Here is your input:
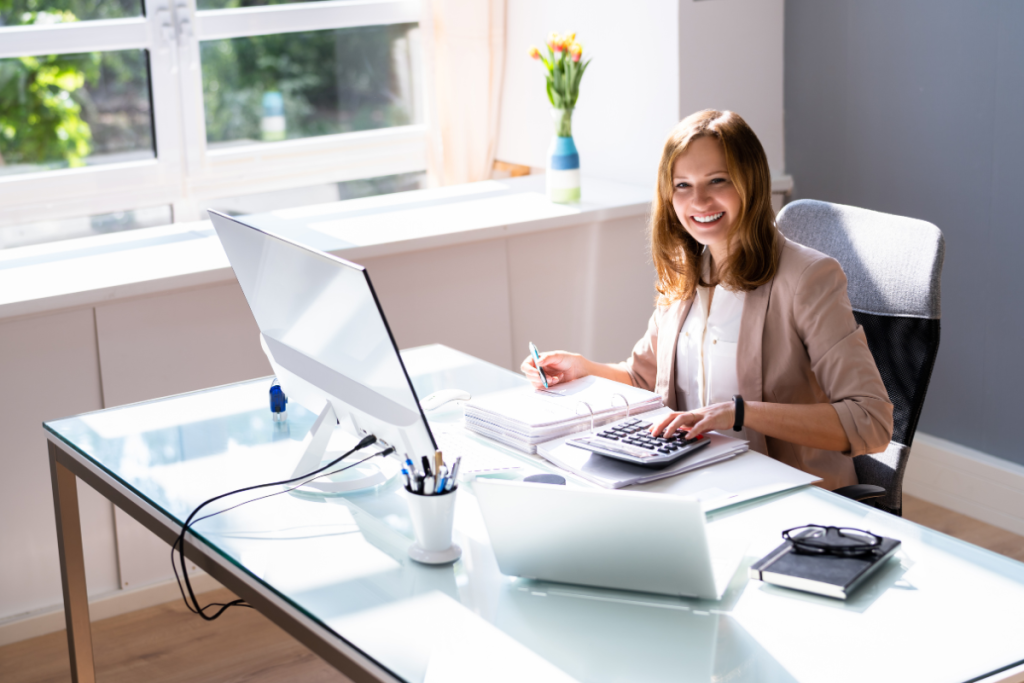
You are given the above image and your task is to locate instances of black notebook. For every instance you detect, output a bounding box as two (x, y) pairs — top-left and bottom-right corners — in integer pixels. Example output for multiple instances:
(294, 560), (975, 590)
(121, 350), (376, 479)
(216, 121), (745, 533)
(749, 534), (901, 600)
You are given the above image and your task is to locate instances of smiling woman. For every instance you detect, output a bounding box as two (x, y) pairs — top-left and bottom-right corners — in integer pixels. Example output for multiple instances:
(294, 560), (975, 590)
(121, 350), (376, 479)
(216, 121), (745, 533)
(523, 110), (894, 491)
(654, 110), (779, 303)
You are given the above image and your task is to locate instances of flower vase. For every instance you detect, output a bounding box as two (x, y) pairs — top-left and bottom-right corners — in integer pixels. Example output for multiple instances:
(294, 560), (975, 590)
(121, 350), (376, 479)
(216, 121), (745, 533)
(547, 108), (580, 203)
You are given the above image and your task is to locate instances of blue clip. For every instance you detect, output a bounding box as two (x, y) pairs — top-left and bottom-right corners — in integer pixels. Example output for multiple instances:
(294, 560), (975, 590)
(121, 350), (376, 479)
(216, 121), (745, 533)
(270, 379), (288, 421)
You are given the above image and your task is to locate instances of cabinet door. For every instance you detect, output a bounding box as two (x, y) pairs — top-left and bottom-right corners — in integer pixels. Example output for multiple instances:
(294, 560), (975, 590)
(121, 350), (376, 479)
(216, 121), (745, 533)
(0, 309), (116, 620)
(96, 281), (269, 589)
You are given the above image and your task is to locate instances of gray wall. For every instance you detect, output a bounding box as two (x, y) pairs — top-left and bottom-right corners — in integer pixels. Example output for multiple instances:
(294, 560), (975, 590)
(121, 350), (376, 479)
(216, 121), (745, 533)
(785, 1), (1024, 466)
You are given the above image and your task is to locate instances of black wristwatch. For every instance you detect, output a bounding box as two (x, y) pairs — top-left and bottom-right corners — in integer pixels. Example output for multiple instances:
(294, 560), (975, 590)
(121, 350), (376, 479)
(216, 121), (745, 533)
(732, 395), (744, 431)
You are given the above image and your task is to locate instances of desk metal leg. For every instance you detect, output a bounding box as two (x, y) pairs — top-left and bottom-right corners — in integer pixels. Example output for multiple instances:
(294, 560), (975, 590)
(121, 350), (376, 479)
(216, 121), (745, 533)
(49, 441), (97, 683)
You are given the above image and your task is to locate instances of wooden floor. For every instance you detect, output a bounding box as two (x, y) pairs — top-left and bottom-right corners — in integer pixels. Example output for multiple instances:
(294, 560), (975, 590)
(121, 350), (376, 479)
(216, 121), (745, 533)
(3, 494), (1023, 683)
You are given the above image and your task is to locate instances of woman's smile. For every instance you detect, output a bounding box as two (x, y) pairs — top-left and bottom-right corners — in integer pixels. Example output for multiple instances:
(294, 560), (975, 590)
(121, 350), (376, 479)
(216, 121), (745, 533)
(692, 211), (724, 224)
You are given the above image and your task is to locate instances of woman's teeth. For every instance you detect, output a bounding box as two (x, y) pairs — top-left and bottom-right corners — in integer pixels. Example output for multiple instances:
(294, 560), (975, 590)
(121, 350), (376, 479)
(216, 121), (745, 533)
(693, 212), (724, 224)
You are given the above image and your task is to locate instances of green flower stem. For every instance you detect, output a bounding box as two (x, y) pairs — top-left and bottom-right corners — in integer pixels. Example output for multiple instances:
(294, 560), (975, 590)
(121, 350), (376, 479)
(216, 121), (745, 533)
(553, 108), (573, 137)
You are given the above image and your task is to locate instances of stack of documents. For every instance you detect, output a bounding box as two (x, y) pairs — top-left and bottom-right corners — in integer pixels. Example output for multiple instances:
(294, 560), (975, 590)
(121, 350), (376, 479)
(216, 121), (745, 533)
(462, 376), (663, 454)
(538, 427), (750, 489)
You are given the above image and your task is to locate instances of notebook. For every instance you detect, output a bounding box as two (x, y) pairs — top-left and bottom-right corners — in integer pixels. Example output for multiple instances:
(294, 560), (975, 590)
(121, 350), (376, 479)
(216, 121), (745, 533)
(749, 532), (901, 599)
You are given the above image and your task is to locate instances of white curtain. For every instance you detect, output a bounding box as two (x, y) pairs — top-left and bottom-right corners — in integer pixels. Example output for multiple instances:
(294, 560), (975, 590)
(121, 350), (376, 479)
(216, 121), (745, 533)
(420, 0), (507, 186)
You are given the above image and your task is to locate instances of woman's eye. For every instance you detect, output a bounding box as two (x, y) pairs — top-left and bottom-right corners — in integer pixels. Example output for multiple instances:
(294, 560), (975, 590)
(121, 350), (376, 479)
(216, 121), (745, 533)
(709, 177), (726, 185)
(674, 182), (690, 190)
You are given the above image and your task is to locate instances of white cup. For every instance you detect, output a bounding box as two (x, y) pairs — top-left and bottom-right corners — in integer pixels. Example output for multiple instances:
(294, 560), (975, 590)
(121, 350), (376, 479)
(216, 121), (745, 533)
(405, 487), (462, 565)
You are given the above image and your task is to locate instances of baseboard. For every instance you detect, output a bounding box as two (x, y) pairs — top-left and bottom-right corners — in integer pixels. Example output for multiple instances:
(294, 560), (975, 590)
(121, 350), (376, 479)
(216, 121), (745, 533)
(0, 573), (222, 647)
(905, 432), (1024, 538)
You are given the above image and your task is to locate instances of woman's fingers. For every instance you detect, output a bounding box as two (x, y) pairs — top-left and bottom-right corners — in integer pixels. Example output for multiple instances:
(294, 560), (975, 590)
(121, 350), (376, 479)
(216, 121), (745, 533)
(520, 354), (566, 390)
(685, 402), (734, 437)
(652, 411), (698, 437)
(651, 413), (676, 435)
(686, 417), (713, 439)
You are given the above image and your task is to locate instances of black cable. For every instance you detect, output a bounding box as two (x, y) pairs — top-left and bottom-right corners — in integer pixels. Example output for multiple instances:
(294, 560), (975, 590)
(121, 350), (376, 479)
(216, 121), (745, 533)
(171, 433), (386, 620)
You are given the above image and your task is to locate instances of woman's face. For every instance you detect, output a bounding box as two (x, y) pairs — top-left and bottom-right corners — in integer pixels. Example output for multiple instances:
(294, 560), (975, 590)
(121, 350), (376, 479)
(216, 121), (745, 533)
(671, 136), (742, 258)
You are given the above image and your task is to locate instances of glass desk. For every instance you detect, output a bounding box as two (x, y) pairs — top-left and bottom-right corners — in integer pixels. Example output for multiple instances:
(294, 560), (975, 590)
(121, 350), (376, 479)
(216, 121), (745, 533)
(45, 345), (1024, 683)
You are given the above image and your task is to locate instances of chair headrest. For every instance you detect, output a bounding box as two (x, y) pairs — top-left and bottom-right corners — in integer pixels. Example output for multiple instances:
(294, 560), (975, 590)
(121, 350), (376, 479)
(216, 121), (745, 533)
(777, 199), (944, 319)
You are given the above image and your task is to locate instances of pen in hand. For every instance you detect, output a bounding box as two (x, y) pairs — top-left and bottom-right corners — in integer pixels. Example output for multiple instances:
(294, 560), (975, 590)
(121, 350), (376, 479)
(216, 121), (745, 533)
(529, 341), (549, 389)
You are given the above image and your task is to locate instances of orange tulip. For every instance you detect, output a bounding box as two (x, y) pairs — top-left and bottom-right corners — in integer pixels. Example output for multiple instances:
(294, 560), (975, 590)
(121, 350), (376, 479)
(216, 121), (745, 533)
(528, 46), (541, 59)
(569, 42), (583, 61)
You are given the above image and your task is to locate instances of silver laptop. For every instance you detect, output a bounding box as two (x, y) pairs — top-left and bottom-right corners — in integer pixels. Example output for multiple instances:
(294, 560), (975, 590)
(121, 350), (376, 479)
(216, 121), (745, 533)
(473, 479), (744, 600)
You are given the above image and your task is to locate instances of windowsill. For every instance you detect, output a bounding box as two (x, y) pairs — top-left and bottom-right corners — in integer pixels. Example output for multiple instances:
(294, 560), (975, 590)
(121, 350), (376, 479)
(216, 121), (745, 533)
(0, 175), (652, 320)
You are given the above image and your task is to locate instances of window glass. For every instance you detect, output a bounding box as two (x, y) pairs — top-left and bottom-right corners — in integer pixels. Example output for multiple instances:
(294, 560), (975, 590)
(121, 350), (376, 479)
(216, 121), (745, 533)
(0, 0), (142, 27)
(199, 171), (426, 216)
(0, 49), (155, 176)
(196, 0), (344, 9)
(0, 205), (172, 249)
(201, 23), (421, 149)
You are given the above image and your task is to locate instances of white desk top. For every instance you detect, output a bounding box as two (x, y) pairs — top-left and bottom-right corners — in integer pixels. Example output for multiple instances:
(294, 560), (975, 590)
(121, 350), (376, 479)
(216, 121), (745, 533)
(43, 344), (1024, 683)
(0, 175), (650, 321)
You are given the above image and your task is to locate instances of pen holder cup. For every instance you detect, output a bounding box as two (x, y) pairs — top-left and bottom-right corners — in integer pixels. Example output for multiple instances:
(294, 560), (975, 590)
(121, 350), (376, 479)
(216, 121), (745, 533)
(405, 487), (462, 565)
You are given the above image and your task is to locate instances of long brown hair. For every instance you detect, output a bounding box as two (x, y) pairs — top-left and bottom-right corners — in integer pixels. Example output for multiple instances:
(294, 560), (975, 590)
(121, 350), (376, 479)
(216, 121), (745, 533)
(650, 110), (780, 303)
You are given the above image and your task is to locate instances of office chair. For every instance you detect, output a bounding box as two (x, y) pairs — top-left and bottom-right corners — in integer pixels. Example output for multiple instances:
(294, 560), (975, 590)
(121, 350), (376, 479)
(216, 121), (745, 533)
(776, 199), (944, 516)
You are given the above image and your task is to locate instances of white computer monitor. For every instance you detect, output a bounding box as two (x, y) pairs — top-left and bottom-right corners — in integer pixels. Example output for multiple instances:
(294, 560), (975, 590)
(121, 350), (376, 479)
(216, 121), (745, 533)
(210, 210), (436, 493)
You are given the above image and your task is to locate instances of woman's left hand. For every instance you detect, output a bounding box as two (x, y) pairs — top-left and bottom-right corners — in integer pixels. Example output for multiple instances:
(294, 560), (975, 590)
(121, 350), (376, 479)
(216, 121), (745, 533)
(651, 401), (735, 439)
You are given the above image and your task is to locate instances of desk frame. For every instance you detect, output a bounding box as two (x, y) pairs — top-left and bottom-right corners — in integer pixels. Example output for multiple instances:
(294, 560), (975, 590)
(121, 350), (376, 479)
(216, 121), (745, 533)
(46, 437), (402, 683)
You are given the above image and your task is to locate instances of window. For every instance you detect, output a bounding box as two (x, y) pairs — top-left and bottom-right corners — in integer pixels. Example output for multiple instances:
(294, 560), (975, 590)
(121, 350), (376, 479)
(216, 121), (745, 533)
(0, 0), (424, 245)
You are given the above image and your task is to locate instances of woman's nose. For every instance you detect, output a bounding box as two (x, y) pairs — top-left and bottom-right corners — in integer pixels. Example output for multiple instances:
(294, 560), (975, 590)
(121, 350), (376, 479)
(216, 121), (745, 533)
(692, 184), (710, 208)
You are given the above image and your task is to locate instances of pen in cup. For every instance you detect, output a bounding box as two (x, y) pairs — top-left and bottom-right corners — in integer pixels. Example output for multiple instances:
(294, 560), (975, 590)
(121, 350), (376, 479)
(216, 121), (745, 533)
(403, 452), (457, 495)
(529, 341), (549, 389)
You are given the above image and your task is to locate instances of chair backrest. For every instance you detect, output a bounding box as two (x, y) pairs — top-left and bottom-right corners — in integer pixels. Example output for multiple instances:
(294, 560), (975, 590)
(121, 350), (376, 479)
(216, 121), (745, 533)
(776, 199), (944, 515)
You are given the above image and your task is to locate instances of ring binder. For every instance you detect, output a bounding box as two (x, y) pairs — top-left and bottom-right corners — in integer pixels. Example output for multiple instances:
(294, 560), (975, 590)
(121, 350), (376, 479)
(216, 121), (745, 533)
(575, 400), (596, 433)
(610, 393), (631, 419)
(460, 376), (665, 454)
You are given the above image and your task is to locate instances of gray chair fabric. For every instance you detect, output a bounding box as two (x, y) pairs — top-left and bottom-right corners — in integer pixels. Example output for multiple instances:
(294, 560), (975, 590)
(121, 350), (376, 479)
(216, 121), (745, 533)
(777, 199), (944, 515)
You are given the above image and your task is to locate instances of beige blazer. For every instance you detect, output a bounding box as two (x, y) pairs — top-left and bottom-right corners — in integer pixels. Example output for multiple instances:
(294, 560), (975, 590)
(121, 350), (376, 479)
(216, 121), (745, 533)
(619, 237), (894, 490)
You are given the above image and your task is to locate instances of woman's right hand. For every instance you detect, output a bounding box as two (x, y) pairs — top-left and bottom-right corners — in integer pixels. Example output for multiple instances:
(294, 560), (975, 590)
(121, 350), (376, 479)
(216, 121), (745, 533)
(520, 350), (588, 390)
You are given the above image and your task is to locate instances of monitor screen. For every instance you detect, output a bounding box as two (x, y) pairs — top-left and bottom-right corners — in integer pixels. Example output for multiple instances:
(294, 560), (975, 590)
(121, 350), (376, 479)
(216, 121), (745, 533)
(210, 210), (436, 461)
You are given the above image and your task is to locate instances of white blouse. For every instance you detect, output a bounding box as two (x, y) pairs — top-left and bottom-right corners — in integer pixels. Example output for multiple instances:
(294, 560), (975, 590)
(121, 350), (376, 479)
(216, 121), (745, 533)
(675, 268), (746, 437)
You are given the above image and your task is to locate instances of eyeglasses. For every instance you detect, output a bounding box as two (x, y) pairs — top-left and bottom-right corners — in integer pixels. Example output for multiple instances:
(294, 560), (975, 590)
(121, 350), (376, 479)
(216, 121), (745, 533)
(782, 525), (883, 558)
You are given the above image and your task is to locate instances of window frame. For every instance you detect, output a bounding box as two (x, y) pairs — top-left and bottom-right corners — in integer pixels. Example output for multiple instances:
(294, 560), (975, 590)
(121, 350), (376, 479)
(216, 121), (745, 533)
(0, 0), (426, 229)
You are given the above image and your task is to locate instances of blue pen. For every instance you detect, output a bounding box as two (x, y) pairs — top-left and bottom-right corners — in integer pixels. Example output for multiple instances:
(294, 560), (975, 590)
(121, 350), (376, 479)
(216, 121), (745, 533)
(529, 341), (549, 389)
(435, 476), (447, 494)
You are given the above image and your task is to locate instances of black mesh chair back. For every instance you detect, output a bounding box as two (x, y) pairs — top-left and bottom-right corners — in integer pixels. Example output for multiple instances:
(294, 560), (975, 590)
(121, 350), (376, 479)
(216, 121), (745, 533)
(777, 199), (944, 515)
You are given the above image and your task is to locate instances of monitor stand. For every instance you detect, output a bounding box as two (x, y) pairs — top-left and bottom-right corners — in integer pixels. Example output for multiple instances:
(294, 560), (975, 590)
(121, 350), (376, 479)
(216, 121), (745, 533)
(290, 402), (395, 495)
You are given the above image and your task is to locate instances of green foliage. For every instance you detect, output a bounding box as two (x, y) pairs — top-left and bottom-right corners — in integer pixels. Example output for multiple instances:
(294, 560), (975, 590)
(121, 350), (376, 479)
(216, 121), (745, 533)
(0, 8), (103, 168)
(0, 0), (139, 26)
(0, 2), (415, 169)
(531, 33), (591, 136)
(541, 51), (590, 112)
(201, 24), (416, 145)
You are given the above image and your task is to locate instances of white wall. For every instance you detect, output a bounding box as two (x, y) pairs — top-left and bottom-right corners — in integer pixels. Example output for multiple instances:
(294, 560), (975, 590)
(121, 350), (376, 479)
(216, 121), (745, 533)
(678, 0), (786, 175)
(496, 0), (786, 184)
(497, 0), (680, 187)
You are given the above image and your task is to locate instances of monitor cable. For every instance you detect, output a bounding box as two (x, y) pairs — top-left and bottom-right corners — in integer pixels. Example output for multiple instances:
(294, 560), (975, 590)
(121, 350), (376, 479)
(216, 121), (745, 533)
(171, 433), (394, 620)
